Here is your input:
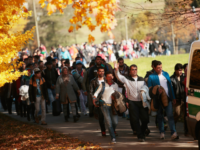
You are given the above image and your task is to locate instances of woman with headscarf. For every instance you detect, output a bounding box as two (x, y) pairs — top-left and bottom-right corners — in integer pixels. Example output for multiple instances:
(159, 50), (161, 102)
(55, 67), (80, 122)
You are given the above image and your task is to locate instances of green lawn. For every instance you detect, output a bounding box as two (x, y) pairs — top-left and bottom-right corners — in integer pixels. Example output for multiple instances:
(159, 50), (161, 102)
(111, 54), (189, 77)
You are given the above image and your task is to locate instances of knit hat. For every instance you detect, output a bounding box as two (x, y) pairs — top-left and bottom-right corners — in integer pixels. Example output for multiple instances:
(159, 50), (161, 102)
(76, 60), (83, 65)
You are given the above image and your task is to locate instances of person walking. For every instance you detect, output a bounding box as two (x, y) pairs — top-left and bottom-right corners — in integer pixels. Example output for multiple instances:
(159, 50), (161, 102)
(88, 56), (109, 82)
(170, 63), (188, 135)
(114, 63), (149, 142)
(93, 71), (119, 143)
(43, 60), (59, 109)
(55, 66), (80, 122)
(29, 68), (49, 125)
(89, 66), (107, 136)
(71, 60), (87, 116)
(147, 61), (179, 140)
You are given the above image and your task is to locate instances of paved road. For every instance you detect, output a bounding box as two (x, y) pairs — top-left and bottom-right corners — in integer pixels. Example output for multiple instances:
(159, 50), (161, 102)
(1, 104), (198, 150)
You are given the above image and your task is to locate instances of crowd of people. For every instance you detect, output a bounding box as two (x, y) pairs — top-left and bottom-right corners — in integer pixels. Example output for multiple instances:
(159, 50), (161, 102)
(21, 39), (171, 67)
(0, 41), (188, 144)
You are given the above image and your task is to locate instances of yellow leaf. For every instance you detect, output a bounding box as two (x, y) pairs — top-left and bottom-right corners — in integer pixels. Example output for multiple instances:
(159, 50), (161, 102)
(68, 26), (74, 33)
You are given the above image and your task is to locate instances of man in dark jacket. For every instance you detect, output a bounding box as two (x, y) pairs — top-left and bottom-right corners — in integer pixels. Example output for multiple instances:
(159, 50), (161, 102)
(149, 41), (155, 56)
(89, 66), (106, 136)
(52, 47), (60, 60)
(29, 68), (49, 125)
(170, 63), (187, 134)
(43, 60), (59, 109)
(144, 60), (157, 83)
(88, 56), (109, 82)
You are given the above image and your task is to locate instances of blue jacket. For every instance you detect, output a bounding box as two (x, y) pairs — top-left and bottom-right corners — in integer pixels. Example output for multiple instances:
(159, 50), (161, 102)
(147, 70), (175, 100)
(60, 51), (72, 60)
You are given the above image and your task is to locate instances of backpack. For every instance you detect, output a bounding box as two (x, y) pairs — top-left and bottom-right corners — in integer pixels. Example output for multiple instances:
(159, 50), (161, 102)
(112, 91), (127, 113)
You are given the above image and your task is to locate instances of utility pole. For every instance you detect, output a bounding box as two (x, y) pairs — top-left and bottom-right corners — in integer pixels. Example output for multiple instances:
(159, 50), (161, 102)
(192, 6), (200, 40)
(33, 0), (40, 47)
(171, 23), (176, 54)
(125, 16), (128, 40)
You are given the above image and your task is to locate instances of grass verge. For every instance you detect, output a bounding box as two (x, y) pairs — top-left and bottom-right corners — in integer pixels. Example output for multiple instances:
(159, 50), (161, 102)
(110, 54), (189, 77)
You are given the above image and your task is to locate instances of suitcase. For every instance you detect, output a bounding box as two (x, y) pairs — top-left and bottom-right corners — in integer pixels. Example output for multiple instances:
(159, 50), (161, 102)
(52, 100), (62, 116)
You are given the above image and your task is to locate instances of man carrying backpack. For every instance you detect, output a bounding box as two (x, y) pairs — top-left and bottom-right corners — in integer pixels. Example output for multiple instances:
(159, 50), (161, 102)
(29, 68), (49, 125)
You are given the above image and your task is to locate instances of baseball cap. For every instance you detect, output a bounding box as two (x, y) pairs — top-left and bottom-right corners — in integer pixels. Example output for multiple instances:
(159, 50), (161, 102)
(34, 68), (40, 73)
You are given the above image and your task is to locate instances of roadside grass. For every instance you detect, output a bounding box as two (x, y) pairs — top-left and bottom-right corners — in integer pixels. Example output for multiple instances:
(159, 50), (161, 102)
(111, 54), (189, 77)
(0, 113), (106, 150)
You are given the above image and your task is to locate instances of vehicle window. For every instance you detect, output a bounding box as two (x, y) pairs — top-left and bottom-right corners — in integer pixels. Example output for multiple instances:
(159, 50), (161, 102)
(190, 49), (200, 89)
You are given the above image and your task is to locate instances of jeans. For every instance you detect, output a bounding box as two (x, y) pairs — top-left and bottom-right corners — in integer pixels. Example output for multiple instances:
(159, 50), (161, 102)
(47, 88), (56, 108)
(35, 96), (46, 122)
(157, 100), (176, 135)
(79, 90), (87, 114)
(135, 51), (140, 58)
(101, 105), (118, 139)
(151, 52), (156, 57)
(127, 54), (133, 60)
(129, 101), (149, 139)
(141, 50), (148, 57)
(173, 99), (188, 133)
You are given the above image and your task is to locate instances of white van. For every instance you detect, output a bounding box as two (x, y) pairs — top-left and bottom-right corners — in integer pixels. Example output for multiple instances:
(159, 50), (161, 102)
(186, 40), (200, 147)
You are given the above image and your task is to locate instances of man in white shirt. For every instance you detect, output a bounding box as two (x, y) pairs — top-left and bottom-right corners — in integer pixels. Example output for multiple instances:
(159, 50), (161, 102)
(114, 64), (149, 142)
(93, 71), (119, 144)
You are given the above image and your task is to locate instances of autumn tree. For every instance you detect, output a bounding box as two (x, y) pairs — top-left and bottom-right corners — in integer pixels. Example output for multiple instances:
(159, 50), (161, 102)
(0, 0), (34, 87)
(39, 0), (119, 43)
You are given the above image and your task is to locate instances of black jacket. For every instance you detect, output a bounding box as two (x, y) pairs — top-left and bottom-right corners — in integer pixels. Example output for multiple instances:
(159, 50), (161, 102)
(52, 51), (60, 59)
(29, 76), (49, 103)
(149, 43), (155, 54)
(145, 69), (154, 79)
(89, 77), (105, 96)
(88, 64), (108, 82)
(170, 73), (185, 100)
(43, 68), (59, 89)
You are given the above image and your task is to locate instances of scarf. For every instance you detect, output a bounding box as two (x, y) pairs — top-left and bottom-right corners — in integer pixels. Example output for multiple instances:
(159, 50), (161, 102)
(62, 67), (70, 85)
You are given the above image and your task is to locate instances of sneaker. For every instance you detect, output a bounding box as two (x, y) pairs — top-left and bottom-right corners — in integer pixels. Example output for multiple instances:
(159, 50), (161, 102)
(171, 132), (179, 140)
(111, 138), (116, 144)
(160, 133), (165, 139)
(138, 138), (145, 142)
(102, 131), (106, 137)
